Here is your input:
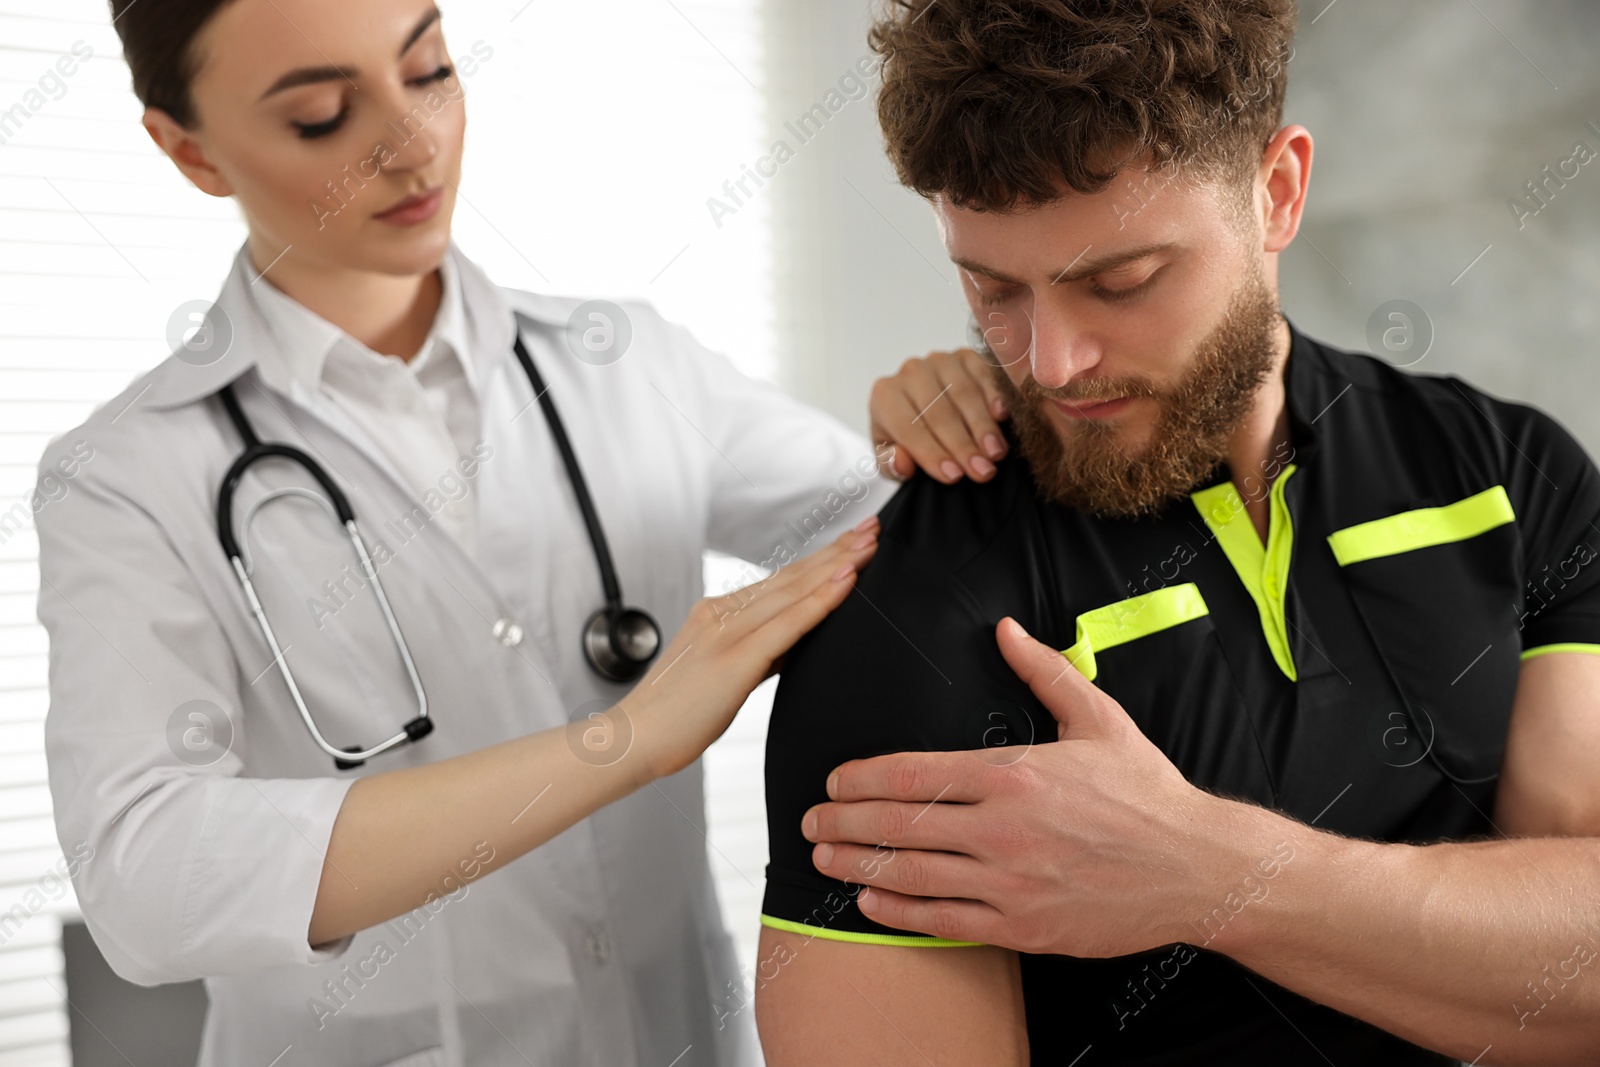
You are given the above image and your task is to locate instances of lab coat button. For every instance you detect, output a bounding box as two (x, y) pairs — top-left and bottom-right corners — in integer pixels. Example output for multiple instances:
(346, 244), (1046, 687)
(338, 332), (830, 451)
(493, 618), (524, 647)
(587, 926), (609, 964)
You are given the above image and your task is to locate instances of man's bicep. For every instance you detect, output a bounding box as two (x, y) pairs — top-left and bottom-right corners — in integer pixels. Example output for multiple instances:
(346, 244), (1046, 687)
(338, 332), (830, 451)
(755, 927), (1027, 1066)
(1510, 404), (1600, 657)
(1496, 406), (1600, 836)
(1496, 651), (1600, 837)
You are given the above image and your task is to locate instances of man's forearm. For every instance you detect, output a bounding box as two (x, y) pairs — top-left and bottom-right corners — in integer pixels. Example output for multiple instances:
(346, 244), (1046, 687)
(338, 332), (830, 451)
(1202, 799), (1600, 1066)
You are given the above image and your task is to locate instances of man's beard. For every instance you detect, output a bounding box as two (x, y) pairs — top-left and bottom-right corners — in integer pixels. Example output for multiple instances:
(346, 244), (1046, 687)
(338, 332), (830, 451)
(986, 268), (1282, 519)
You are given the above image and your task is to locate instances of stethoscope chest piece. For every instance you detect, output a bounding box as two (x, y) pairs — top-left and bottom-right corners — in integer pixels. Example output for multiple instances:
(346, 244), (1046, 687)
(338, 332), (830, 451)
(584, 606), (662, 683)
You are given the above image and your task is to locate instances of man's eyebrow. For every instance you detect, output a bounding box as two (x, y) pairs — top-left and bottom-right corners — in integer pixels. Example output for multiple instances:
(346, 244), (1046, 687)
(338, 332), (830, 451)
(952, 242), (1178, 287)
(258, 7), (441, 100)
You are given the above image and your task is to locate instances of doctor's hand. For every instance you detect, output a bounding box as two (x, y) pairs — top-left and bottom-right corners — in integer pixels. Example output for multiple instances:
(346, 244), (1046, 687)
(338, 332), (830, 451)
(870, 347), (1010, 484)
(625, 518), (880, 783)
(802, 617), (1249, 959)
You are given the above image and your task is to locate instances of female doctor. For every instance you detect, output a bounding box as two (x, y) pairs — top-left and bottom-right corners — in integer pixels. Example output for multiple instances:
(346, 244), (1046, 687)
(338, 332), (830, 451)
(38, 1), (1009, 1064)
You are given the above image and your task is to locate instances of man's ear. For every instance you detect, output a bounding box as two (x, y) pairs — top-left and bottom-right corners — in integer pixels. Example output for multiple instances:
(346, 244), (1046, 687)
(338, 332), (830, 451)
(1257, 124), (1313, 254)
(142, 106), (233, 198)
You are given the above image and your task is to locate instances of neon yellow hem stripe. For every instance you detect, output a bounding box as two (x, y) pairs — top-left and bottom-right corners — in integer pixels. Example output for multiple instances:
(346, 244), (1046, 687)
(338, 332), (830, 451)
(1521, 643), (1600, 661)
(1059, 583), (1209, 683)
(759, 914), (982, 948)
(1327, 485), (1515, 567)
(1191, 466), (1299, 682)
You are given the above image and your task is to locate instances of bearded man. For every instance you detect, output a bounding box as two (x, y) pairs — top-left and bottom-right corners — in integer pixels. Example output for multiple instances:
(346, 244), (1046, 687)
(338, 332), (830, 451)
(754, 1), (1600, 1064)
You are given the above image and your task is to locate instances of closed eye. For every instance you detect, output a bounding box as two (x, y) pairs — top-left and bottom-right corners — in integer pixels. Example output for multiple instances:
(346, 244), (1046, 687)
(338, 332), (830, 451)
(1089, 269), (1162, 304)
(293, 109), (348, 140)
(410, 65), (455, 87)
(975, 286), (1022, 308)
(291, 65), (453, 140)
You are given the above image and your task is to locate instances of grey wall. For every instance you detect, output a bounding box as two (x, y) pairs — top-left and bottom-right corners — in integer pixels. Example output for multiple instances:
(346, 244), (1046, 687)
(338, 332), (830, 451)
(763, 0), (971, 432)
(63, 922), (206, 1067)
(1280, 0), (1600, 450)
(764, 0), (1600, 453)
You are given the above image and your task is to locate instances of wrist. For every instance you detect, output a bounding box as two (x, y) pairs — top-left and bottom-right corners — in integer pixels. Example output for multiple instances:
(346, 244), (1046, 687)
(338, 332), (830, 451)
(557, 691), (671, 794)
(616, 691), (682, 788)
(1167, 793), (1308, 956)
(1183, 796), (1382, 963)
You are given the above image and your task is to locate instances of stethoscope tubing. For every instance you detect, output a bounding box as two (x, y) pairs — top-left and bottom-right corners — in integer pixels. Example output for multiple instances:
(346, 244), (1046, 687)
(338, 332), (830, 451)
(211, 323), (656, 768)
(510, 334), (626, 612)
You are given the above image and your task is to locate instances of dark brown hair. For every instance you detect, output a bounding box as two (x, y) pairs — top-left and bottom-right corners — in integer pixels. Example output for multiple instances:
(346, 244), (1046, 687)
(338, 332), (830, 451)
(109, 0), (238, 127)
(869, 0), (1298, 212)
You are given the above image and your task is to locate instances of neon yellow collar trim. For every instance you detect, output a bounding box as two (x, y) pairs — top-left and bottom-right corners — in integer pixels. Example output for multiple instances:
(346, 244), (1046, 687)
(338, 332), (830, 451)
(1190, 465), (1299, 681)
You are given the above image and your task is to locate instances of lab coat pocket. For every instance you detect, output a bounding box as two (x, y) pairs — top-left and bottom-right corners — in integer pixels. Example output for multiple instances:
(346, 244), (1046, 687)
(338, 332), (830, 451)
(1330, 487), (1522, 784)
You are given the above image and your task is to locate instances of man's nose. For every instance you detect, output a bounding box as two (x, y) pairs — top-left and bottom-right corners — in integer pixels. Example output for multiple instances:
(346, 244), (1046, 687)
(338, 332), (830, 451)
(1029, 301), (1101, 389)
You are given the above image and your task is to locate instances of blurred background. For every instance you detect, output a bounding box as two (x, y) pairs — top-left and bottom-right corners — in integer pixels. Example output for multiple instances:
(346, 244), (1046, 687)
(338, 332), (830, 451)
(0, 0), (1596, 1062)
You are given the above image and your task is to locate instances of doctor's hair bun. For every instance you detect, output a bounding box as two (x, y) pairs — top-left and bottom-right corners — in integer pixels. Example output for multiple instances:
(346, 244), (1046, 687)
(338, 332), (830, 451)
(108, 0), (237, 128)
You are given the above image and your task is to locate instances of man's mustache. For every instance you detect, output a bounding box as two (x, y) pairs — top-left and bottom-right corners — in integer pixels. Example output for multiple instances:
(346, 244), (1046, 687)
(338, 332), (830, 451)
(980, 333), (1162, 406)
(1020, 378), (1161, 405)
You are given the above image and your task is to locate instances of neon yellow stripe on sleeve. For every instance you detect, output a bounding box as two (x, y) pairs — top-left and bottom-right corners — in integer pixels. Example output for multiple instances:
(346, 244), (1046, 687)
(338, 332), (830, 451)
(1327, 486), (1515, 567)
(1059, 582), (1210, 683)
(759, 913), (982, 947)
(1521, 643), (1600, 661)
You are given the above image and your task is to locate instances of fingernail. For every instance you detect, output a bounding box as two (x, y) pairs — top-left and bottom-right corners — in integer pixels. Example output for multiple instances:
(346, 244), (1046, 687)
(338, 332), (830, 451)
(814, 842), (834, 868)
(853, 515), (879, 532)
(984, 433), (1005, 459)
(858, 887), (877, 912)
(991, 397), (1008, 417)
(851, 531), (877, 549)
(940, 460), (962, 481)
(803, 810), (818, 840)
(831, 563), (855, 581)
(826, 769), (839, 799)
(971, 456), (996, 479)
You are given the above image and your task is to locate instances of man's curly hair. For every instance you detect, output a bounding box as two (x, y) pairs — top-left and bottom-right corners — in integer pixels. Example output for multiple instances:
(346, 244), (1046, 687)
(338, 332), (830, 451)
(870, 0), (1298, 213)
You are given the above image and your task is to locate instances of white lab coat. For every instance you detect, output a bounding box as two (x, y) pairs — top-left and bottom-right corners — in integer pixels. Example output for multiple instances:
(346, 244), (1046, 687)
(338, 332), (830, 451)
(37, 245), (897, 1066)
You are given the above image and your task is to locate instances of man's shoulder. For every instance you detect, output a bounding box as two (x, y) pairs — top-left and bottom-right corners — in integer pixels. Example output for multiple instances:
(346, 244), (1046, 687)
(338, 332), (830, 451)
(874, 440), (1038, 576)
(798, 460), (1027, 666)
(1305, 331), (1580, 447)
(1301, 331), (1590, 480)
(770, 448), (1048, 742)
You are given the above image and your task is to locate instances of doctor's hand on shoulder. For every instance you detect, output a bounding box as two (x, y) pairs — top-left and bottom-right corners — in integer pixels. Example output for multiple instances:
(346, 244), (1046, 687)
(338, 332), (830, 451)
(870, 346), (1013, 485)
(627, 517), (881, 780)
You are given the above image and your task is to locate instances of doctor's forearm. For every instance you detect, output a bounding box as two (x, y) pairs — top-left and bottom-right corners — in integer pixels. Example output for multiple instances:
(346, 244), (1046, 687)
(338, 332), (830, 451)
(308, 722), (653, 947)
(307, 526), (876, 946)
(1201, 801), (1600, 1065)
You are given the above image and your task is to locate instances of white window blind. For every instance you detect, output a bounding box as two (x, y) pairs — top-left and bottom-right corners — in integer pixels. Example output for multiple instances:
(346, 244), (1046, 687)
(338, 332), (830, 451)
(0, 1), (773, 1062)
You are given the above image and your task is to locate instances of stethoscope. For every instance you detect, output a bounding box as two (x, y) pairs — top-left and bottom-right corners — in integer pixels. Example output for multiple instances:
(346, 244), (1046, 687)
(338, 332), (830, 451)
(214, 324), (662, 770)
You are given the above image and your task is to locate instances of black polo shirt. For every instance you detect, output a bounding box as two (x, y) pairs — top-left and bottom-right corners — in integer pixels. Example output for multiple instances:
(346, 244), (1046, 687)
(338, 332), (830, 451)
(761, 320), (1600, 1065)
